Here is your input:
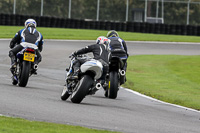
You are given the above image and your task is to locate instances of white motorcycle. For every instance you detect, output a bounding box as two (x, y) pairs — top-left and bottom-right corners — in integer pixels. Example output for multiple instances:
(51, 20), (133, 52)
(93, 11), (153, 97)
(61, 54), (103, 104)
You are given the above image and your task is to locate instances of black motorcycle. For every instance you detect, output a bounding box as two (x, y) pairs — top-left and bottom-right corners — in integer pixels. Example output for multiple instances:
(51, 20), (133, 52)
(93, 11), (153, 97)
(12, 42), (38, 87)
(104, 49), (126, 99)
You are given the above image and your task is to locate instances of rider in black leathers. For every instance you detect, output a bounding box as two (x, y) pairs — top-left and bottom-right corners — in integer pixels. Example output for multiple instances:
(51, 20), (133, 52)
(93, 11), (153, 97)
(71, 36), (109, 85)
(9, 19), (44, 74)
(107, 30), (128, 72)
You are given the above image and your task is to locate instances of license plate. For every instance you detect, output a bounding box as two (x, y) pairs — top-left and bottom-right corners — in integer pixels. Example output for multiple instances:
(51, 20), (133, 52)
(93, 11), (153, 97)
(23, 52), (35, 62)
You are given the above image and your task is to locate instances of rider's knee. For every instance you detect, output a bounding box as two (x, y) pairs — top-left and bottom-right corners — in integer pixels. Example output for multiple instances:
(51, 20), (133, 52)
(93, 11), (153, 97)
(8, 50), (15, 57)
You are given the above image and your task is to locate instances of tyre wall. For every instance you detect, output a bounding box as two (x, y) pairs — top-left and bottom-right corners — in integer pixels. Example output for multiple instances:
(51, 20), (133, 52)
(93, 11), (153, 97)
(1, 13), (199, 36)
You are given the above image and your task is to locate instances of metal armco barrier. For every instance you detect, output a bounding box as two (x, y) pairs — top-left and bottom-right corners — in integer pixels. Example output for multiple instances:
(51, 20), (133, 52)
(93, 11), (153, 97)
(0, 13), (199, 36)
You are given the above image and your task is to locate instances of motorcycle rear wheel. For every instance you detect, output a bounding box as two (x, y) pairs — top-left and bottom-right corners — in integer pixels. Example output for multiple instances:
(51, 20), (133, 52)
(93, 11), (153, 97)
(18, 61), (30, 87)
(71, 75), (93, 103)
(108, 71), (118, 99)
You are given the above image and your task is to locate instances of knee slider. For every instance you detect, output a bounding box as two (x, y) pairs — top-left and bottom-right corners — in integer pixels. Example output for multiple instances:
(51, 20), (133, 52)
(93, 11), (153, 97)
(9, 51), (15, 57)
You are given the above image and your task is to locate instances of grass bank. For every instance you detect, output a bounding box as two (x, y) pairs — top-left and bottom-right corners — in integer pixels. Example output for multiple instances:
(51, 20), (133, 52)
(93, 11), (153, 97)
(0, 116), (119, 133)
(124, 55), (200, 110)
(1, 26), (200, 42)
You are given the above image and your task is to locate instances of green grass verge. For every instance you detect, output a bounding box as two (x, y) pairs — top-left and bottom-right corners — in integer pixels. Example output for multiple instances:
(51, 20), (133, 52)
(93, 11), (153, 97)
(1, 26), (200, 42)
(0, 116), (119, 133)
(123, 55), (200, 110)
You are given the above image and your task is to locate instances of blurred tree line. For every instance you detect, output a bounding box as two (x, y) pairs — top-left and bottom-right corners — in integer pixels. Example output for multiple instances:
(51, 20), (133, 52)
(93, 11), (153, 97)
(0, 0), (200, 25)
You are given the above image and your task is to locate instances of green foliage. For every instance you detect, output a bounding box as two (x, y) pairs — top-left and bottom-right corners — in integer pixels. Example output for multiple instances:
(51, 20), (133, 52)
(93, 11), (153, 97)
(15, 0), (41, 16)
(43, 0), (69, 18)
(1, 0), (200, 24)
(0, 0), (13, 14)
(123, 55), (200, 110)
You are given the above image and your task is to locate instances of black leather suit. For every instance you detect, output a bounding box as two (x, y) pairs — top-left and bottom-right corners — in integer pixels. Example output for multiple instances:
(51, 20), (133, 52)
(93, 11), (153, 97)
(73, 43), (109, 83)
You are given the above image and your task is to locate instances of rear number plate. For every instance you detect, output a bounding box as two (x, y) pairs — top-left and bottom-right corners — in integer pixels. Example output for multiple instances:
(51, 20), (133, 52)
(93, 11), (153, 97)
(23, 52), (35, 62)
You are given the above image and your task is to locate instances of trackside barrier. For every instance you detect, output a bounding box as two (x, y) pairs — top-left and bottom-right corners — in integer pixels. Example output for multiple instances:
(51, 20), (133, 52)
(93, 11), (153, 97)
(0, 13), (199, 36)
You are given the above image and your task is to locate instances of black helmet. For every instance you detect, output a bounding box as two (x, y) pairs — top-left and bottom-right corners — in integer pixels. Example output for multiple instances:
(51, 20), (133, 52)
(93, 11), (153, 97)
(107, 30), (119, 37)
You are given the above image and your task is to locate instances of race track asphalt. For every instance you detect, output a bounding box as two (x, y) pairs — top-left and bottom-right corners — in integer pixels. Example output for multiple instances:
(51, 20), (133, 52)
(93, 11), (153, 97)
(0, 39), (200, 133)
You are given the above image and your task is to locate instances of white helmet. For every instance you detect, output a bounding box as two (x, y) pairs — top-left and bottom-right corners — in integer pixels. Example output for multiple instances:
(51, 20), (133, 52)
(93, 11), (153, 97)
(24, 19), (37, 28)
(96, 36), (109, 45)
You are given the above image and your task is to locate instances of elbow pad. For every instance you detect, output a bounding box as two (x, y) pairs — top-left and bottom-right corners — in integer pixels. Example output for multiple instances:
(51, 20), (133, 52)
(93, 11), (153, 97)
(10, 41), (15, 49)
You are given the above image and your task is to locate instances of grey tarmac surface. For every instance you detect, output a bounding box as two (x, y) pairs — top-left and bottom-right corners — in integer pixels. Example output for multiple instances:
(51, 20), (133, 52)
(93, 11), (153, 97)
(0, 39), (200, 133)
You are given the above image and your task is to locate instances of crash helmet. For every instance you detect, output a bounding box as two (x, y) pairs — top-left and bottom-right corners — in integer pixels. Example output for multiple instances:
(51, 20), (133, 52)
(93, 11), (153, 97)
(24, 19), (37, 28)
(96, 36), (109, 45)
(107, 30), (119, 37)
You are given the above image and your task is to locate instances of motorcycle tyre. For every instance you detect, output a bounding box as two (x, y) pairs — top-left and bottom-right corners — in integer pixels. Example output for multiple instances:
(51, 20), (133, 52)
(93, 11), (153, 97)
(108, 71), (118, 99)
(18, 61), (30, 87)
(61, 86), (71, 101)
(71, 75), (93, 103)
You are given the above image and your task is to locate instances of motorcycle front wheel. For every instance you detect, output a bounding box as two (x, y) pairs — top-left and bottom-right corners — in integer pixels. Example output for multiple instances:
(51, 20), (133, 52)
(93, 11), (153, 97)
(61, 85), (71, 101)
(71, 75), (93, 103)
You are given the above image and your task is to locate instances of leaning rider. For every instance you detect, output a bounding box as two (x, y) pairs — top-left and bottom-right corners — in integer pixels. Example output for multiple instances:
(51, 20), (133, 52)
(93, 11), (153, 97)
(71, 36), (109, 86)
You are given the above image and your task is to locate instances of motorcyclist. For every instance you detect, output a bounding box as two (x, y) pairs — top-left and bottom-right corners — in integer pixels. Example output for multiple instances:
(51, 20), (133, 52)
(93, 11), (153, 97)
(9, 18), (44, 74)
(70, 36), (109, 86)
(107, 30), (128, 73)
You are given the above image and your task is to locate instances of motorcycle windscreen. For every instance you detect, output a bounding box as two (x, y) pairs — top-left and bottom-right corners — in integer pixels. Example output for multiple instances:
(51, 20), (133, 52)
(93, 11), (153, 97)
(80, 60), (103, 79)
(23, 52), (35, 62)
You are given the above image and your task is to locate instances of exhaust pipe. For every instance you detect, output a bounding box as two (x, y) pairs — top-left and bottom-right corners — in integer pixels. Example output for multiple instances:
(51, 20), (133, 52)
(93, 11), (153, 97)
(119, 70), (126, 85)
(120, 70), (126, 76)
(34, 64), (38, 70)
(96, 83), (102, 90)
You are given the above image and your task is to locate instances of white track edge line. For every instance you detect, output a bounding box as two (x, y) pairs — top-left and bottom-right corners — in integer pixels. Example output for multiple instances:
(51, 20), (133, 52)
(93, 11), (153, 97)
(123, 88), (200, 113)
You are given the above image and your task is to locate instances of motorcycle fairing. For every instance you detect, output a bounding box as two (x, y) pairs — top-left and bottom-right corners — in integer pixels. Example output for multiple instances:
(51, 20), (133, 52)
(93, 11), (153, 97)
(80, 59), (103, 79)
